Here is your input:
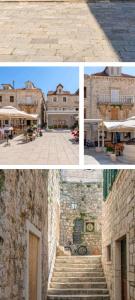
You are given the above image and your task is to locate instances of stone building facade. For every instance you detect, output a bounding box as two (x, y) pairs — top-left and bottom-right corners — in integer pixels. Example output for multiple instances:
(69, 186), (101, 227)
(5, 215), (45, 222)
(102, 169), (135, 300)
(60, 170), (103, 255)
(84, 67), (135, 142)
(46, 84), (79, 129)
(0, 169), (60, 300)
(0, 81), (45, 126)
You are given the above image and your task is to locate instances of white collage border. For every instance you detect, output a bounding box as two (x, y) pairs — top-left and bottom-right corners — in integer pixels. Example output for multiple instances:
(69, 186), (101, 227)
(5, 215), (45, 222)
(0, 61), (135, 170)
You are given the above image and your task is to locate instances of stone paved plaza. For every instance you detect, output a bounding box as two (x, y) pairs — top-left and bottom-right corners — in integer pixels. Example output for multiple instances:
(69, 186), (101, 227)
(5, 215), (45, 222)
(1, 1), (135, 61)
(84, 148), (133, 165)
(0, 131), (79, 165)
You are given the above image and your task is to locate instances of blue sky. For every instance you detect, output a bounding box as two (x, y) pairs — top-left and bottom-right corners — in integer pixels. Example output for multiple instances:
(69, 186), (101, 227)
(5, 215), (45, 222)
(85, 66), (135, 76)
(0, 67), (79, 94)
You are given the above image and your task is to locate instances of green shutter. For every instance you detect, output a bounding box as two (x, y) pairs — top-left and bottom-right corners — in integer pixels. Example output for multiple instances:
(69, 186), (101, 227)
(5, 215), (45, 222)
(103, 170), (119, 201)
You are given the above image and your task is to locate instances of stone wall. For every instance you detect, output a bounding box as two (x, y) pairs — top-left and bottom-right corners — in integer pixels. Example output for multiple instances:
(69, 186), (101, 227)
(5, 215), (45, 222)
(46, 84), (79, 128)
(60, 171), (103, 255)
(61, 169), (103, 183)
(102, 170), (135, 300)
(0, 169), (60, 300)
(0, 88), (44, 125)
(48, 170), (60, 280)
(47, 114), (76, 129)
(84, 71), (135, 141)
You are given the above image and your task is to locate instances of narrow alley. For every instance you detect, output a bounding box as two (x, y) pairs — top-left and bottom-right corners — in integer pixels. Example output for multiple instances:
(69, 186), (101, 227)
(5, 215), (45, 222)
(0, 169), (135, 300)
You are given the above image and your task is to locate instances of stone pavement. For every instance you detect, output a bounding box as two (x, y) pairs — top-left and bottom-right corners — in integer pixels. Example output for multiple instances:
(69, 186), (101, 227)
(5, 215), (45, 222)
(84, 148), (133, 165)
(0, 131), (79, 165)
(0, 2), (135, 61)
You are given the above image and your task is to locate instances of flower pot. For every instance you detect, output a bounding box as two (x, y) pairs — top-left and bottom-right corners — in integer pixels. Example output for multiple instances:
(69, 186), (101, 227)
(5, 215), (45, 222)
(95, 147), (102, 153)
(110, 153), (116, 161)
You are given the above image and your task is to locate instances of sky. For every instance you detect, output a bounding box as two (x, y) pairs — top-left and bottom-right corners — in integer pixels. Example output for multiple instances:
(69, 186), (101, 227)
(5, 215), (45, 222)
(85, 66), (135, 76)
(0, 67), (79, 94)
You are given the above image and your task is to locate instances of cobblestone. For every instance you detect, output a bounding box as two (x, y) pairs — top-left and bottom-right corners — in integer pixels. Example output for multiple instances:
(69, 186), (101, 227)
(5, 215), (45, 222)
(0, 130), (79, 165)
(0, 2), (135, 61)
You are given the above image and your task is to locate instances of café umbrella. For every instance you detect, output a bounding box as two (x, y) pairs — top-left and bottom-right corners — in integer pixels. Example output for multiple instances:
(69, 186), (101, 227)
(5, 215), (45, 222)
(0, 106), (37, 121)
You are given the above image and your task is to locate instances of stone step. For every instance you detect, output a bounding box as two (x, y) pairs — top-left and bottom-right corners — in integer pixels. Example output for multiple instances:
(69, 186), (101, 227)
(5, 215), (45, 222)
(56, 255), (101, 258)
(54, 267), (103, 272)
(47, 295), (110, 300)
(50, 283), (107, 289)
(52, 277), (106, 283)
(53, 272), (104, 278)
(55, 263), (102, 268)
(56, 257), (101, 263)
(48, 288), (109, 295)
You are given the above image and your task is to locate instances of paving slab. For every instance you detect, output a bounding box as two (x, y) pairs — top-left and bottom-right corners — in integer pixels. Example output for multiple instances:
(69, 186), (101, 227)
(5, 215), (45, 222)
(0, 131), (79, 165)
(84, 148), (134, 165)
(0, 2), (135, 61)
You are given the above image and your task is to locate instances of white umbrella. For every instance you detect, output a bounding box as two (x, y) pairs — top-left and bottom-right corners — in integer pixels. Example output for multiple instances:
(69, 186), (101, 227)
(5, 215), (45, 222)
(118, 119), (135, 131)
(127, 116), (135, 120)
(0, 106), (36, 120)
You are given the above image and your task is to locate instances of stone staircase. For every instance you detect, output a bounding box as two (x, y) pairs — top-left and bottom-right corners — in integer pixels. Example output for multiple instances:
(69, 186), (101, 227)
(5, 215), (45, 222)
(47, 255), (110, 300)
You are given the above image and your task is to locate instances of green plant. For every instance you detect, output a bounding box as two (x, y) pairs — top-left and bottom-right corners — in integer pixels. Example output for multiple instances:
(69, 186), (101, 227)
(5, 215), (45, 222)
(107, 146), (113, 152)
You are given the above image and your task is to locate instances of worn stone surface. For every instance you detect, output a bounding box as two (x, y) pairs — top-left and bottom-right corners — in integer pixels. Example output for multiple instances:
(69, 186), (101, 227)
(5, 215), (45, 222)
(0, 2), (135, 61)
(102, 170), (135, 300)
(84, 148), (133, 165)
(0, 130), (79, 165)
(60, 170), (103, 255)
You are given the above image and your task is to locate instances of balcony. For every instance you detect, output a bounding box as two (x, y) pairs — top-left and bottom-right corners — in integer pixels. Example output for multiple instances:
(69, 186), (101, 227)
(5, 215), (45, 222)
(47, 108), (78, 114)
(97, 95), (135, 106)
(18, 99), (38, 106)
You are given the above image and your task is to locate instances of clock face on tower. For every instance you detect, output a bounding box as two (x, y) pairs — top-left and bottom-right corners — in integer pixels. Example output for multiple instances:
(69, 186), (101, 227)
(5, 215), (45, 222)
(86, 222), (95, 232)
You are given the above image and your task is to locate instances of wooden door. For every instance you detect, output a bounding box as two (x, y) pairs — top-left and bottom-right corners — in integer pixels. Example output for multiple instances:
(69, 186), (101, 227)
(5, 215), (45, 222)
(111, 107), (119, 120)
(121, 237), (127, 300)
(29, 233), (39, 300)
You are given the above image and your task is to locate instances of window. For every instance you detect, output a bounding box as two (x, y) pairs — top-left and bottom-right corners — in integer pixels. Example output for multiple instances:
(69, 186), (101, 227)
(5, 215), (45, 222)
(84, 87), (87, 98)
(10, 96), (14, 102)
(111, 89), (119, 103)
(107, 244), (112, 262)
(0, 96), (2, 102)
(26, 97), (32, 105)
(53, 97), (57, 102)
(59, 89), (61, 93)
(63, 97), (66, 102)
(76, 108), (79, 111)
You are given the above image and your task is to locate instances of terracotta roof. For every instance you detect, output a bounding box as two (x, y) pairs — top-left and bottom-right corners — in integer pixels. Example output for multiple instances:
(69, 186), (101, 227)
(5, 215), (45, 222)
(47, 91), (71, 95)
(47, 90), (79, 96)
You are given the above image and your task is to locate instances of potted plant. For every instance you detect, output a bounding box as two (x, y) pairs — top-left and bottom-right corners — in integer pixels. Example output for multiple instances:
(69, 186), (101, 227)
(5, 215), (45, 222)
(106, 146), (113, 155)
(110, 151), (116, 162)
